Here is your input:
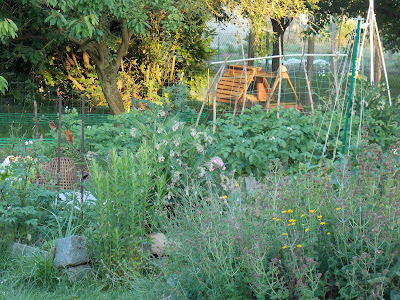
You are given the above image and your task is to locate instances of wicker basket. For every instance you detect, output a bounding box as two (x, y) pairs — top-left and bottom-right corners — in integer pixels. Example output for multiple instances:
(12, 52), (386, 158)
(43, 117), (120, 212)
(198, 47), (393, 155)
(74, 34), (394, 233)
(38, 157), (77, 190)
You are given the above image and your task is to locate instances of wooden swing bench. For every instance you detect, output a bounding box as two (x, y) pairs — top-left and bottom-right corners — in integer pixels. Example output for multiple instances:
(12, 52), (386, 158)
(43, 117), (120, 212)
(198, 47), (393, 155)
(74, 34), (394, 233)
(215, 64), (303, 111)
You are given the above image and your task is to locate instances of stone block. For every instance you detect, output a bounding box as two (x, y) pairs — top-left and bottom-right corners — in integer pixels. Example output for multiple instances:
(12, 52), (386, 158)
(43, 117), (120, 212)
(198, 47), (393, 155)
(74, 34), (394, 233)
(54, 235), (89, 268)
(65, 264), (92, 282)
(150, 233), (167, 256)
(11, 243), (48, 257)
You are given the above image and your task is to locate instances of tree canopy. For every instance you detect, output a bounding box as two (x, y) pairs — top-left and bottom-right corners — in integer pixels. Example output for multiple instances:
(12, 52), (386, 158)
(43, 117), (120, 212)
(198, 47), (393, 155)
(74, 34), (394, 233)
(42, 0), (187, 114)
(0, 0), (215, 114)
(0, 15), (18, 93)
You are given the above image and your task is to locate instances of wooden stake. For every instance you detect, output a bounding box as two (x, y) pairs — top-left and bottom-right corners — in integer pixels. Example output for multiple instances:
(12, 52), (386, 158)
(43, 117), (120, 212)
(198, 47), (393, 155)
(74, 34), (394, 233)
(196, 65), (224, 127)
(302, 42), (314, 115)
(81, 97), (85, 205)
(34, 100), (39, 139)
(57, 93), (62, 186)
(239, 37), (248, 115)
(277, 38), (282, 118)
(213, 65), (226, 133)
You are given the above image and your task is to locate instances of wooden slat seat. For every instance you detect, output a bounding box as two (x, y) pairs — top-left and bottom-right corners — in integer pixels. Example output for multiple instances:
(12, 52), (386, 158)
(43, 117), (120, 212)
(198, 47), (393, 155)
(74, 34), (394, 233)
(215, 65), (260, 106)
(215, 64), (303, 111)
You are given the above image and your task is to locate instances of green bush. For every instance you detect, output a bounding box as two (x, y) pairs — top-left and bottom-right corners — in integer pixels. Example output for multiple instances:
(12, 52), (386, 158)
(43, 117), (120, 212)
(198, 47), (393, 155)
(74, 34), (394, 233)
(84, 112), (215, 282)
(211, 106), (337, 176)
(0, 157), (58, 243)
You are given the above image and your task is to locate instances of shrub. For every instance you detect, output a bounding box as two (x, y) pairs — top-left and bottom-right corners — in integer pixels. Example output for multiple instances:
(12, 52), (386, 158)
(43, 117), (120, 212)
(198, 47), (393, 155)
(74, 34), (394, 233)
(0, 156), (58, 243)
(85, 115), (215, 282)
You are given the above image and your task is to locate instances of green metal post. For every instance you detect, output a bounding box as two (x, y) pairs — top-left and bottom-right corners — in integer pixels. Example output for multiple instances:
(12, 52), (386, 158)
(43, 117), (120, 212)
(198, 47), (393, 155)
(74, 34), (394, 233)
(342, 18), (362, 155)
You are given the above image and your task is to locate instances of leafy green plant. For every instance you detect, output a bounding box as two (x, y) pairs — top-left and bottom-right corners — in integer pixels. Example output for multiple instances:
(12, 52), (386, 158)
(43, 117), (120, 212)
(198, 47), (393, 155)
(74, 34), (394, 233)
(212, 106), (330, 176)
(0, 157), (58, 242)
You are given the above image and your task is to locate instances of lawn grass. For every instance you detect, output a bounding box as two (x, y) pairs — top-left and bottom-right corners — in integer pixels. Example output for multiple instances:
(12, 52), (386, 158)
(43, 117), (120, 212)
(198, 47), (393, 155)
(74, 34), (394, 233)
(0, 281), (144, 300)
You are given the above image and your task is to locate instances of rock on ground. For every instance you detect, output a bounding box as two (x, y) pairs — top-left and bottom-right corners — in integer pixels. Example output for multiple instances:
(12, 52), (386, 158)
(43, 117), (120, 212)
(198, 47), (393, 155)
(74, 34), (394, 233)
(54, 235), (90, 268)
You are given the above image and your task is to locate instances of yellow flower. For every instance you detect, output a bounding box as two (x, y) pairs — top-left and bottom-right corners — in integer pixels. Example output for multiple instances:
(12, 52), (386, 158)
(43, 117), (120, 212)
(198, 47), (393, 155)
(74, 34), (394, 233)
(320, 222), (326, 226)
(301, 214), (305, 218)
(297, 244), (302, 248)
(336, 207), (341, 211)
(275, 218), (281, 221)
(309, 210), (315, 213)
(235, 183), (239, 187)
(327, 232), (331, 235)
(287, 209), (293, 213)
(282, 233), (288, 236)
(317, 215), (322, 219)
(282, 210), (288, 214)
(288, 219), (296, 223)
(282, 245), (287, 249)
(221, 195), (227, 199)
(305, 228), (309, 232)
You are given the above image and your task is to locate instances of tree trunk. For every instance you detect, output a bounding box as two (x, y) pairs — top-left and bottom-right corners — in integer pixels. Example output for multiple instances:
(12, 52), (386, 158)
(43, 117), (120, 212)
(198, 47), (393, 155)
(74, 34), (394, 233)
(248, 31), (255, 66)
(96, 63), (125, 115)
(271, 19), (289, 72)
(306, 35), (315, 99)
(373, 27), (382, 84)
(78, 23), (132, 115)
(265, 33), (270, 70)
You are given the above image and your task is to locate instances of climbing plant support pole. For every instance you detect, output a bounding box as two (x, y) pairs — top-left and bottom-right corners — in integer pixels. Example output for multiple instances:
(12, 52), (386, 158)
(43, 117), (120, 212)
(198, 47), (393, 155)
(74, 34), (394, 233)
(342, 18), (362, 155)
(57, 93), (62, 186)
(81, 97), (85, 205)
(34, 100), (39, 139)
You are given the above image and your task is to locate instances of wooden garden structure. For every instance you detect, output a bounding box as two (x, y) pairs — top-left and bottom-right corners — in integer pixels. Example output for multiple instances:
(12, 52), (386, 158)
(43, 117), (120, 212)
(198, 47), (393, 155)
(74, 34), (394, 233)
(215, 64), (303, 111)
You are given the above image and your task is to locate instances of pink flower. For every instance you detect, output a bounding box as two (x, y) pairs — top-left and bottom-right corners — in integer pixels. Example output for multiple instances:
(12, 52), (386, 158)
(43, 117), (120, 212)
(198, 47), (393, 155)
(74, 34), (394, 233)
(210, 156), (226, 171)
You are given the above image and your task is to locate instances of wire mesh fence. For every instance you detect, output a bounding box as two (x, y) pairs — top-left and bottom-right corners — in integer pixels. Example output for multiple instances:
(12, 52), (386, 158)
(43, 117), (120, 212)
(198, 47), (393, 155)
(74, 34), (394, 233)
(208, 29), (400, 100)
(0, 23), (399, 137)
